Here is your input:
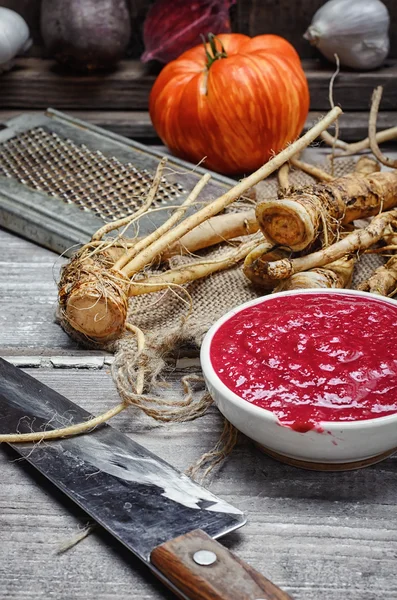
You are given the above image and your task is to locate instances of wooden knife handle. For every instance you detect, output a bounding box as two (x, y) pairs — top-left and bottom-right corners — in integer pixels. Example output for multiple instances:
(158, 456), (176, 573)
(150, 529), (293, 600)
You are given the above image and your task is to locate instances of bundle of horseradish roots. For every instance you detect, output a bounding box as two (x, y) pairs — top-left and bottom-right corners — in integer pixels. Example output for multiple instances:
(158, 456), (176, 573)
(58, 90), (396, 349)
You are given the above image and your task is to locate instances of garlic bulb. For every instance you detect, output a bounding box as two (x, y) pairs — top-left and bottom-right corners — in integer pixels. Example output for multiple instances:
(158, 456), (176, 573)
(304, 0), (390, 70)
(0, 7), (32, 73)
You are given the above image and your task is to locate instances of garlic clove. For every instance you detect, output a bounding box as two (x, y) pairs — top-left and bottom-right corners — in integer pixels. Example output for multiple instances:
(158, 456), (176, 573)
(304, 0), (390, 70)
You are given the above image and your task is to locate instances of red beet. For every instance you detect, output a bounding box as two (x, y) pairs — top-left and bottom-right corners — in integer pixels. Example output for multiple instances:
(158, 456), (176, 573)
(41, 0), (131, 72)
(141, 0), (235, 64)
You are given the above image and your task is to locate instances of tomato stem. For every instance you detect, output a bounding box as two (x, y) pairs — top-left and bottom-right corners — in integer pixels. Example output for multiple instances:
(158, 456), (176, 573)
(201, 33), (227, 69)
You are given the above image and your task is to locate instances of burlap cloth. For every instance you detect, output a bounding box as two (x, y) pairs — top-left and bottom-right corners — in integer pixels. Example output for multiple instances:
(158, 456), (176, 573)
(107, 156), (385, 477)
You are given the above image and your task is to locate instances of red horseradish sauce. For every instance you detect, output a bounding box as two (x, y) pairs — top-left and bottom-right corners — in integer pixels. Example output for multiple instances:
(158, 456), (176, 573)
(210, 293), (397, 431)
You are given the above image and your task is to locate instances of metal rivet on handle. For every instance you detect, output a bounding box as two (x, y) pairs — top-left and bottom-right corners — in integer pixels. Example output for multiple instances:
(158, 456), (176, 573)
(193, 550), (217, 566)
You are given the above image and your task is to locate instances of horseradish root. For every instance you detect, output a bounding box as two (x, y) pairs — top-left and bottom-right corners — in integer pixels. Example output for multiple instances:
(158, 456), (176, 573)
(59, 173), (212, 341)
(381, 227), (397, 249)
(161, 210), (258, 259)
(121, 107), (342, 279)
(321, 126), (397, 156)
(129, 237), (260, 296)
(354, 156), (381, 176)
(114, 173), (211, 270)
(277, 163), (291, 194)
(369, 87), (397, 169)
(58, 249), (130, 340)
(320, 87), (397, 162)
(359, 255), (397, 296)
(243, 243), (290, 289)
(102, 210), (258, 262)
(290, 157), (334, 182)
(256, 170), (397, 251)
(262, 209), (397, 281)
(273, 256), (355, 292)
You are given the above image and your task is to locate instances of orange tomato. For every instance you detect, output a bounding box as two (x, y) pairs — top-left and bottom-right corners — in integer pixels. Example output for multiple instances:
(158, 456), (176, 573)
(149, 33), (310, 175)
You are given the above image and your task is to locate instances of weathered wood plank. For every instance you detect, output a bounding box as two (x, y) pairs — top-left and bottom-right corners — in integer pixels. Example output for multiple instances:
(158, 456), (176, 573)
(0, 227), (77, 352)
(0, 58), (157, 110)
(1, 367), (397, 599)
(1, 58), (396, 111)
(307, 60), (397, 110)
(1, 109), (396, 143)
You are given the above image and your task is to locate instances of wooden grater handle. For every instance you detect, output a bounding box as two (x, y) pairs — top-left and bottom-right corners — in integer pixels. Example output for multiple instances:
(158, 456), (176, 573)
(151, 529), (293, 600)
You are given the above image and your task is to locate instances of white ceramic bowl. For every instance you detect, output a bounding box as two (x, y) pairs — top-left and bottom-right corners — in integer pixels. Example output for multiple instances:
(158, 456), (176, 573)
(201, 289), (397, 468)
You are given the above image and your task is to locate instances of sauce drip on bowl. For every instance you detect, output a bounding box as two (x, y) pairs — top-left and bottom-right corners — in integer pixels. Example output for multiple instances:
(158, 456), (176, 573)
(210, 293), (397, 431)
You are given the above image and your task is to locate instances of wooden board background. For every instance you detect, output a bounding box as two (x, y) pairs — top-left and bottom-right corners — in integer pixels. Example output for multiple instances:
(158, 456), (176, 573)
(1, 0), (397, 59)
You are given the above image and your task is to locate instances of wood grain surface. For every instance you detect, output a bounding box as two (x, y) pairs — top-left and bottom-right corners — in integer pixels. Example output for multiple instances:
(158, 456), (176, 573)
(1, 148), (397, 600)
(0, 228), (77, 352)
(1, 58), (397, 111)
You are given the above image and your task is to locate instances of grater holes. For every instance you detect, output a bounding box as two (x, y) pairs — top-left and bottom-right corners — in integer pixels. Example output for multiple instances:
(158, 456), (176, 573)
(0, 127), (185, 222)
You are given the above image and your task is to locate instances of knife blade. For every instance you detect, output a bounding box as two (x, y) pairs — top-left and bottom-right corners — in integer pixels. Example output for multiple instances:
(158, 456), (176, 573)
(0, 357), (292, 600)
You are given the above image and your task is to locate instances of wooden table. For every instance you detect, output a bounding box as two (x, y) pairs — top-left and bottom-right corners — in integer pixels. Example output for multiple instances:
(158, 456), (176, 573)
(1, 201), (397, 600)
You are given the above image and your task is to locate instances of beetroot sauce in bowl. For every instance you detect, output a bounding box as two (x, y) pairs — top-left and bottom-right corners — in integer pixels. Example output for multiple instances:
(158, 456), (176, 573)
(209, 292), (397, 433)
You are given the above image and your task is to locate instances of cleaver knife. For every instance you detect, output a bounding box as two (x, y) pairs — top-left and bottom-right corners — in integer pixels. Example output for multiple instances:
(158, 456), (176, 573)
(0, 357), (291, 600)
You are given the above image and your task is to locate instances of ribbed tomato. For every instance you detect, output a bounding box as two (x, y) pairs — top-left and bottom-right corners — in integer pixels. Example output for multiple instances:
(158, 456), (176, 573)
(149, 33), (310, 175)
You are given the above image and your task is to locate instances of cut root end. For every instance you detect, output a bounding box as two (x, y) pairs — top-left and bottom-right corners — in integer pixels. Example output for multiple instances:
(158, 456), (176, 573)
(65, 282), (128, 341)
(256, 198), (316, 251)
(59, 250), (129, 342)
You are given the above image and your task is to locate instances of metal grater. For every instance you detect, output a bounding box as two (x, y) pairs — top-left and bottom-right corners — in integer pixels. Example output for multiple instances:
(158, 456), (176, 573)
(0, 127), (185, 222)
(0, 109), (236, 256)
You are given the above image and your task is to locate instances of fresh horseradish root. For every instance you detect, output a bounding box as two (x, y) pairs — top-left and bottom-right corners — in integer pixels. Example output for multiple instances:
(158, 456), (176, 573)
(260, 209), (397, 282)
(161, 210), (258, 259)
(241, 84), (397, 293)
(354, 156), (381, 176)
(359, 255), (397, 297)
(210, 292), (397, 431)
(243, 243), (290, 289)
(272, 257), (355, 293)
(255, 169), (397, 252)
(59, 107), (342, 342)
(320, 86), (397, 157)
